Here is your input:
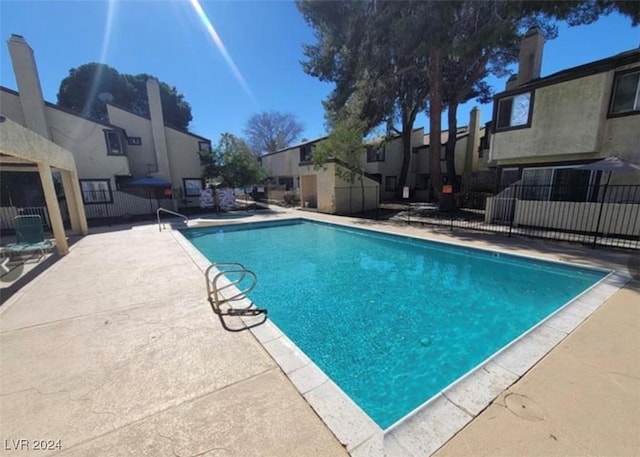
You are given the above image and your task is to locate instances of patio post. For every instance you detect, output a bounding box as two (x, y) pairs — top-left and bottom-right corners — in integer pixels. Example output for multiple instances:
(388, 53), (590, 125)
(38, 162), (69, 255)
(60, 169), (88, 235)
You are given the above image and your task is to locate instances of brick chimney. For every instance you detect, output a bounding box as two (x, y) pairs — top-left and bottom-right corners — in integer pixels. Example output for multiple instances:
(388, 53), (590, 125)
(7, 34), (51, 139)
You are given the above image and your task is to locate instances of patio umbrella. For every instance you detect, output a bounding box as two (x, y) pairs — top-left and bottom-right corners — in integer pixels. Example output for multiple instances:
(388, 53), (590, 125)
(121, 176), (172, 216)
(576, 156), (640, 245)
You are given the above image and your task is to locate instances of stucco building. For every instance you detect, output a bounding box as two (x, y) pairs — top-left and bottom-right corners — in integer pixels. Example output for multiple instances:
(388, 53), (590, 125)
(489, 27), (640, 191)
(261, 107), (487, 214)
(1, 34), (211, 225)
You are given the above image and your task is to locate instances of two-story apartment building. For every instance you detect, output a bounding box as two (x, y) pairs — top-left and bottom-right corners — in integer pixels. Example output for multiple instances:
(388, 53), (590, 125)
(260, 137), (381, 214)
(1, 34), (211, 223)
(261, 106), (487, 213)
(485, 27), (639, 237)
(490, 27), (640, 193)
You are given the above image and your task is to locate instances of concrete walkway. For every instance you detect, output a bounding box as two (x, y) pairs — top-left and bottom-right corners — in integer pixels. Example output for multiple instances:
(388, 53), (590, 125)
(434, 285), (640, 457)
(1, 209), (638, 456)
(0, 220), (347, 456)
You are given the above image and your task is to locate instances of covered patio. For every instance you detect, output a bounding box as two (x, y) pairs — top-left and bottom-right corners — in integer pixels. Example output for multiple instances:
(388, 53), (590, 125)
(0, 116), (88, 254)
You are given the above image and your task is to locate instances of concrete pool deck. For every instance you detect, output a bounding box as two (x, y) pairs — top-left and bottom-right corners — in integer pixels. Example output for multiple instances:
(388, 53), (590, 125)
(0, 207), (638, 456)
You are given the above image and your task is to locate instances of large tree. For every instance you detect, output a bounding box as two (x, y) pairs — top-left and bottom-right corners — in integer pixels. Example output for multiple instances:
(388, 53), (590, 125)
(299, 0), (428, 198)
(300, 0), (638, 202)
(243, 111), (304, 156)
(57, 63), (192, 129)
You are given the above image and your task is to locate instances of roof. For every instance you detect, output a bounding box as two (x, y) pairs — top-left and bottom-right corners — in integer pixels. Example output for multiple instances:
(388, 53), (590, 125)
(498, 48), (640, 97)
(262, 136), (329, 158)
(105, 102), (210, 141)
(0, 85), (210, 141)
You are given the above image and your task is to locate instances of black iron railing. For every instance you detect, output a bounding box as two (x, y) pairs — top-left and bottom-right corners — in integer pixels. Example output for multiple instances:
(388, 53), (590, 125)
(389, 184), (640, 250)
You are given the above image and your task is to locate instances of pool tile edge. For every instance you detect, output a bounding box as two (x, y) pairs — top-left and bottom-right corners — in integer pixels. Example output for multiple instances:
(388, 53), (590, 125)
(171, 221), (631, 457)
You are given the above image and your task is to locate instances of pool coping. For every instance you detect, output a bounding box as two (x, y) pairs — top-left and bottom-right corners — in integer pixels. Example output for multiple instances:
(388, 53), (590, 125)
(170, 215), (630, 457)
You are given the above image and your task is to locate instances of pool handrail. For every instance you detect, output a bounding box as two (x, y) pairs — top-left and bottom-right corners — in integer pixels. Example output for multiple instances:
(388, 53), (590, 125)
(157, 208), (189, 231)
(205, 262), (267, 331)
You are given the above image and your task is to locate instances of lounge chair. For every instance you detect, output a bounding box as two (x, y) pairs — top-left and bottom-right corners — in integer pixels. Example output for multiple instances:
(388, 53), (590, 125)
(1, 215), (53, 259)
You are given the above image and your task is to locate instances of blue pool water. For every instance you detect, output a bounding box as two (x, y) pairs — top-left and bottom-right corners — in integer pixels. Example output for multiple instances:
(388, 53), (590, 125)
(182, 219), (607, 428)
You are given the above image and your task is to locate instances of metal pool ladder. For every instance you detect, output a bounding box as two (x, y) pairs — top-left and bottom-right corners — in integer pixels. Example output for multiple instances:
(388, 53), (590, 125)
(157, 208), (189, 231)
(205, 262), (267, 332)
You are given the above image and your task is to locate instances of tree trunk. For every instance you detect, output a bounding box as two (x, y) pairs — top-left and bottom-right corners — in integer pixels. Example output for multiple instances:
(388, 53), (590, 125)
(428, 48), (443, 202)
(396, 126), (412, 199)
(360, 172), (365, 213)
(445, 100), (459, 191)
(396, 107), (418, 199)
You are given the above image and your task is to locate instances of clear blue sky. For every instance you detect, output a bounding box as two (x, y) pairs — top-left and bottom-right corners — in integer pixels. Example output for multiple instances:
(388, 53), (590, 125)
(1, 1), (638, 144)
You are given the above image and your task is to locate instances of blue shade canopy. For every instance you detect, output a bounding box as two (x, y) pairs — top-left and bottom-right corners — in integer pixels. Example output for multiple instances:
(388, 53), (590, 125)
(125, 177), (172, 188)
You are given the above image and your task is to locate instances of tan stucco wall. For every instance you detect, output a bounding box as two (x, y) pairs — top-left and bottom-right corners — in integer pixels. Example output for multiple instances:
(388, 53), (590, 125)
(601, 115), (640, 185)
(3, 90), (130, 179)
(106, 104), (156, 177)
(491, 72), (610, 163)
(0, 90), (26, 126)
(514, 200), (639, 235)
(45, 107), (130, 179)
(164, 128), (204, 191)
(0, 116), (75, 171)
(263, 148), (297, 178)
(334, 170), (379, 214)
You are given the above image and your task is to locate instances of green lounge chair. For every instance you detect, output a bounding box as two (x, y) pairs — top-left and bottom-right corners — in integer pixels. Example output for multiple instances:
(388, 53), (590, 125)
(1, 215), (53, 258)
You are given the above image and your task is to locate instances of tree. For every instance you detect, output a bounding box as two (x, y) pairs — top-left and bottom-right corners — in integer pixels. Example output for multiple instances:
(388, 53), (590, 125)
(312, 116), (369, 213)
(243, 111), (304, 156)
(57, 63), (192, 129)
(417, 0), (639, 196)
(299, 0), (638, 203)
(299, 0), (428, 198)
(200, 133), (267, 189)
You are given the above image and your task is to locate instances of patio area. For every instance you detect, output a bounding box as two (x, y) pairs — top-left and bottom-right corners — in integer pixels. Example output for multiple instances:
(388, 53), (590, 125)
(0, 208), (638, 456)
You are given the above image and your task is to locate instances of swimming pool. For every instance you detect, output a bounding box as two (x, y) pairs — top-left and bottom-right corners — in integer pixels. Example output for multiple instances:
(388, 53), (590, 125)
(181, 218), (609, 429)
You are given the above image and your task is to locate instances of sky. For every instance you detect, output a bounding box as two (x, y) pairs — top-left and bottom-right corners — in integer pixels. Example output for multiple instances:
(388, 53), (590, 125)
(0, 1), (638, 145)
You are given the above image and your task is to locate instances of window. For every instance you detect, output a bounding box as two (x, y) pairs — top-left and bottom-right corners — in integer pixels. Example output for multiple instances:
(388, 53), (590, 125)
(385, 176), (397, 192)
(415, 174), (429, 190)
(366, 145), (385, 162)
(609, 70), (640, 116)
(104, 130), (124, 155)
(500, 167), (520, 189)
(300, 144), (315, 162)
(198, 141), (212, 152)
(278, 176), (294, 190)
(520, 166), (597, 202)
(496, 92), (532, 129)
(80, 179), (113, 204)
(127, 137), (142, 146)
(183, 178), (203, 197)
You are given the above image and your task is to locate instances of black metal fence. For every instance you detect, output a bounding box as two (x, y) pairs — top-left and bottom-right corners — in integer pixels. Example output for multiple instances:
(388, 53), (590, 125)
(388, 184), (640, 250)
(69, 189), (176, 227)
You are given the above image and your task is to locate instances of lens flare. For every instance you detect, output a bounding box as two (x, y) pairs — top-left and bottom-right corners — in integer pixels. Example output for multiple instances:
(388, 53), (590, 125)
(188, 0), (257, 106)
(82, 0), (118, 121)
